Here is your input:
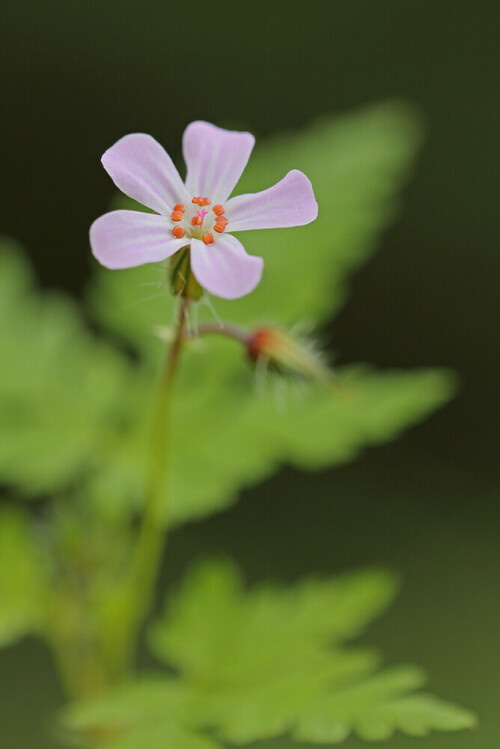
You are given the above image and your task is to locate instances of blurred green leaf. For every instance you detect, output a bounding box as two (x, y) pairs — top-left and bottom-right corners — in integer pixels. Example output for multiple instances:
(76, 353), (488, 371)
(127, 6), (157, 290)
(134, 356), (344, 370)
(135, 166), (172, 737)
(293, 667), (477, 743)
(88, 351), (456, 525)
(0, 104), (454, 529)
(0, 239), (453, 527)
(0, 507), (48, 645)
(62, 677), (222, 749)
(62, 561), (475, 747)
(164, 362), (456, 524)
(150, 560), (397, 678)
(81, 102), (451, 526)
(220, 101), (423, 327)
(0, 238), (137, 496)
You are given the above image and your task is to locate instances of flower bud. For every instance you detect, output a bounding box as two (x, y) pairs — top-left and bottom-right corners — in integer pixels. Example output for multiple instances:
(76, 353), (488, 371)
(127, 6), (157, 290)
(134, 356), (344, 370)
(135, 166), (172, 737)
(247, 326), (334, 385)
(168, 248), (203, 300)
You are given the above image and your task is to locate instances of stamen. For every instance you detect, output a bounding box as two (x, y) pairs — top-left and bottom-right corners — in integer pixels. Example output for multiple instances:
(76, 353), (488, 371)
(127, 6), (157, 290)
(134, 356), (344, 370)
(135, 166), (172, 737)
(174, 203), (185, 213)
(203, 232), (215, 245)
(172, 226), (186, 239)
(214, 216), (228, 233)
(192, 197), (211, 206)
(213, 204), (225, 216)
(171, 210), (184, 221)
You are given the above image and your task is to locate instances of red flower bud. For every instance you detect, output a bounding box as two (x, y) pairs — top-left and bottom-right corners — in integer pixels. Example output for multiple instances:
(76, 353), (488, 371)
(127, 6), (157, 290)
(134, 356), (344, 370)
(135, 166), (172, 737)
(247, 326), (334, 385)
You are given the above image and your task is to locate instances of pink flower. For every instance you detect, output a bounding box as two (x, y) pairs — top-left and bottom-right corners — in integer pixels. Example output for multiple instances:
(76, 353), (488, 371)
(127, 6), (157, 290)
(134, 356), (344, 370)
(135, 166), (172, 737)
(90, 121), (318, 300)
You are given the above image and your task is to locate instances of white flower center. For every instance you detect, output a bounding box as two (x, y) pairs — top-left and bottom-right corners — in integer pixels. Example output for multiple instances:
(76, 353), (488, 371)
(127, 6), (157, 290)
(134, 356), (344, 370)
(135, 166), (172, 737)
(170, 197), (228, 245)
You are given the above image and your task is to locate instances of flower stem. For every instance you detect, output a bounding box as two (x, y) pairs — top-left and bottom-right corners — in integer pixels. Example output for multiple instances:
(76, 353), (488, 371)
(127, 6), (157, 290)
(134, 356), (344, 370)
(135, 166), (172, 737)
(107, 296), (190, 676)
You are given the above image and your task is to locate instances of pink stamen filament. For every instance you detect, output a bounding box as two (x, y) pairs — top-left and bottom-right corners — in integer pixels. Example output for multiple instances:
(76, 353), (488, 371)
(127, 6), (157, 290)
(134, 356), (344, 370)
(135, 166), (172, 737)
(192, 209), (208, 226)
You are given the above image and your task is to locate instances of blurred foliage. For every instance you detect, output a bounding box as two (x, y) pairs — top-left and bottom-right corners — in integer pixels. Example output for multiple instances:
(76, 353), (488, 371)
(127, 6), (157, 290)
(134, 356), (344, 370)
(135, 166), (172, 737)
(0, 103), (455, 529)
(0, 238), (137, 494)
(0, 102), (475, 745)
(0, 237), (455, 528)
(62, 561), (475, 747)
(0, 507), (48, 646)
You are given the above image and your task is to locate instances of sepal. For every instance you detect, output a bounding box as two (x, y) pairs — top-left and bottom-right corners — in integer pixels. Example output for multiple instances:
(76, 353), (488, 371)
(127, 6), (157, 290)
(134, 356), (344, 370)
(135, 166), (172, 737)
(169, 248), (204, 301)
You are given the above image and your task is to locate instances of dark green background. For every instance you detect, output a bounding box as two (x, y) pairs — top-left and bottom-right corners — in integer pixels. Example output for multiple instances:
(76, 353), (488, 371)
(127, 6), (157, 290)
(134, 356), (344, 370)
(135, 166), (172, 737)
(0, 2), (498, 747)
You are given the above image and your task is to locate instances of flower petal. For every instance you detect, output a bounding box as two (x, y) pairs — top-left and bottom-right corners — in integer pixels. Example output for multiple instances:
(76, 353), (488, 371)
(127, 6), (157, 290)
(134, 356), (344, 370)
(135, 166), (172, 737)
(101, 133), (189, 215)
(190, 234), (263, 300)
(225, 170), (318, 232)
(183, 121), (255, 204)
(90, 210), (186, 269)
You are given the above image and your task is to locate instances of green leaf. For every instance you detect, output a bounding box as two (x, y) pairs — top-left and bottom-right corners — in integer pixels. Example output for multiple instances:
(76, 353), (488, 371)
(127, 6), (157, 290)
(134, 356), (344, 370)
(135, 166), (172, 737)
(0, 507), (48, 646)
(218, 101), (423, 328)
(63, 561), (475, 747)
(0, 105), (453, 529)
(293, 666), (476, 743)
(150, 560), (396, 678)
(89, 352), (456, 525)
(61, 677), (222, 749)
(151, 561), (475, 745)
(81, 102), (454, 527)
(0, 238), (138, 496)
(164, 363), (453, 525)
(0, 243), (454, 530)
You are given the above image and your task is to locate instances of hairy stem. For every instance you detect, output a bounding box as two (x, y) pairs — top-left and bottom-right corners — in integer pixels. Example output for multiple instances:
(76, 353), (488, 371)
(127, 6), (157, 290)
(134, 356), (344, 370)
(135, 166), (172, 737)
(104, 296), (190, 678)
(134, 295), (189, 585)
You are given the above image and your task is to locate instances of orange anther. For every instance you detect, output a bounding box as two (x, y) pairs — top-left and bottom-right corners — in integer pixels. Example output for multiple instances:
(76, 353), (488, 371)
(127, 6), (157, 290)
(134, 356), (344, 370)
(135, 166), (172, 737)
(192, 197), (204, 205)
(171, 211), (183, 221)
(213, 204), (225, 216)
(216, 216), (228, 225)
(174, 203), (185, 213)
(192, 216), (203, 226)
(172, 226), (186, 239)
(203, 232), (215, 245)
(202, 197), (211, 206)
(214, 223), (226, 233)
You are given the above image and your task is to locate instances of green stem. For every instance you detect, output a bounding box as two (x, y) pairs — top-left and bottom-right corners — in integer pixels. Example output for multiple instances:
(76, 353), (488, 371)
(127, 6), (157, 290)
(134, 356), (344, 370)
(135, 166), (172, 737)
(106, 296), (190, 676)
(49, 619), (111, 699)
(134, 295), (189, 589)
